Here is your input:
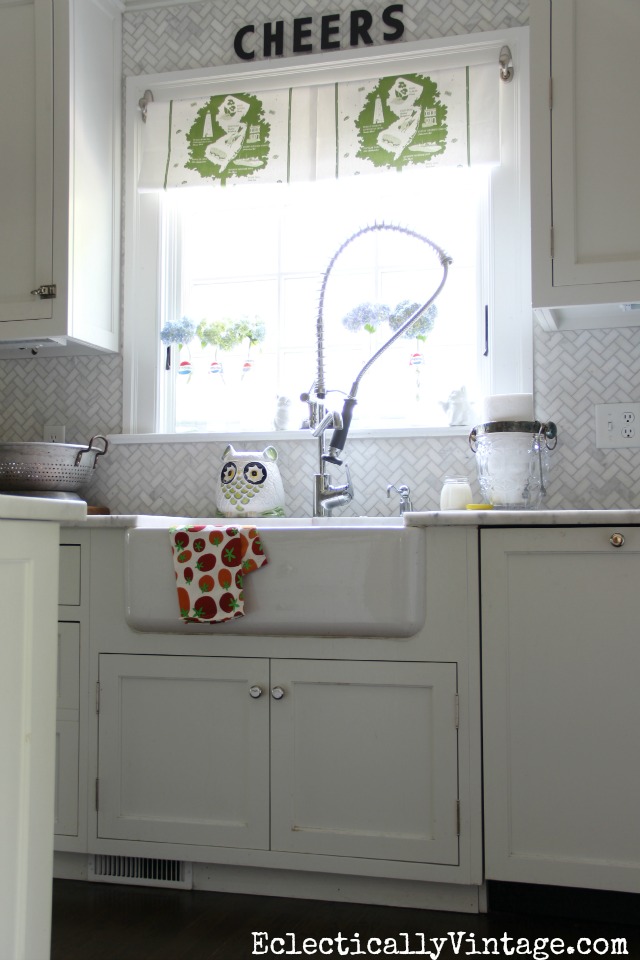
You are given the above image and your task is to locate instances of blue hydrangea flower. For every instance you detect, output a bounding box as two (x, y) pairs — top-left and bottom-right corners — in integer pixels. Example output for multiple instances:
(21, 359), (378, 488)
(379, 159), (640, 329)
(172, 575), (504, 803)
(160, 317), (196, 347)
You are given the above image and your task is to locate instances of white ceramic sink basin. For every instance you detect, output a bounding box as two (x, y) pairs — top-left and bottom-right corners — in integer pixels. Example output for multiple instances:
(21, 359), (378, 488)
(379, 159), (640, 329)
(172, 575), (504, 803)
(125, 516), (425, 637)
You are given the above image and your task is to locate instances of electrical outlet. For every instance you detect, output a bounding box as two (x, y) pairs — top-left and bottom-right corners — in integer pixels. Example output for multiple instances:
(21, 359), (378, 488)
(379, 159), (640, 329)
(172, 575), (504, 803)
(595, 403), (640, 448)
(43, 424), (66, 443)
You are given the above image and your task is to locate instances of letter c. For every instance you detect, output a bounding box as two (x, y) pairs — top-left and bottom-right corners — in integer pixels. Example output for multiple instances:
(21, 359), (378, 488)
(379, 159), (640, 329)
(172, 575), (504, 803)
(234, 24), (255, 60)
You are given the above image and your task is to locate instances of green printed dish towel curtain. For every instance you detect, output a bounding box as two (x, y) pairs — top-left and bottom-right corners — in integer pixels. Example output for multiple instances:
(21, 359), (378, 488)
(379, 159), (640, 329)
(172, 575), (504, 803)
(139, 64), (499, 190)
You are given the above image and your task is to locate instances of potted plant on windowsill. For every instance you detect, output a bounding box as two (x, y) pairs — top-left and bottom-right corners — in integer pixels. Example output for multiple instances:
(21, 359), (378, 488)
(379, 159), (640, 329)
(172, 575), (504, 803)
(195, 316), (266, 380)
(160, 317), (196, 372)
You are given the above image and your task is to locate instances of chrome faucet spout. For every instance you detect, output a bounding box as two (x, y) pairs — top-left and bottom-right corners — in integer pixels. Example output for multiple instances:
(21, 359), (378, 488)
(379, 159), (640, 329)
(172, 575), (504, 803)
(314, 463), (354, 517)
(313, 410), (343, 438)
(312, 411), (354, 516)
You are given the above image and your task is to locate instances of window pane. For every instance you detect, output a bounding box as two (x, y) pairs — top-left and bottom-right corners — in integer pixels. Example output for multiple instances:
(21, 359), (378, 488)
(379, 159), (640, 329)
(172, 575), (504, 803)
(162, 166), (487, 433)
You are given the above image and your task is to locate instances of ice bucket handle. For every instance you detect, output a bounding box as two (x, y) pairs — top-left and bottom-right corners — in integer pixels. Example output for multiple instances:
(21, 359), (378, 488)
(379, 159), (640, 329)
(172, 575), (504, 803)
(469, 420), (557, 453)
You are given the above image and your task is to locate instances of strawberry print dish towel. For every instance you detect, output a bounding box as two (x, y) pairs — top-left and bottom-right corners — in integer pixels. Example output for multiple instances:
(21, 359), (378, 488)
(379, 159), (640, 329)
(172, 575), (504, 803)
(170, 525), (268, 623)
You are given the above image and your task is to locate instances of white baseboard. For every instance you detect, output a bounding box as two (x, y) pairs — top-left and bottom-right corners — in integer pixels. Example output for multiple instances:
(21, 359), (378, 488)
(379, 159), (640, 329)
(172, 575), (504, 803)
(53, 851), (90, 881)
(53, 853), (482, 913)
(192, 864), (481, 912)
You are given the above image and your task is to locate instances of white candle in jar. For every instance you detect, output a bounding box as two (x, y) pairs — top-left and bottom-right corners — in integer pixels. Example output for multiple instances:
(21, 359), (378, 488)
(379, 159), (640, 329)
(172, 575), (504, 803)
(440, 476), (473, 510)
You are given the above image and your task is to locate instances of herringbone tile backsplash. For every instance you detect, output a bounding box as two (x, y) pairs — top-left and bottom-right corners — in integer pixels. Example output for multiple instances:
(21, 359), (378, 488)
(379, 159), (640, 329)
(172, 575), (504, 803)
(4, 323), (640, 516)
(4, 0), (640, 515)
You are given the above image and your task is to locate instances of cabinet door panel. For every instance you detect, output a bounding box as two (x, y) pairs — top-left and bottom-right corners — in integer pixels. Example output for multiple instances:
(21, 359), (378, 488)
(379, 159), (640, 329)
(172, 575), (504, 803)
(551, 0), (640, 287)
(57, 622), (80, 713)
(54, 720), (79, 837)
(0, 0), (53, 323)
(482, 527), (640, 891)
(97, 655), (270, 850)
(271, 660), (459, 864)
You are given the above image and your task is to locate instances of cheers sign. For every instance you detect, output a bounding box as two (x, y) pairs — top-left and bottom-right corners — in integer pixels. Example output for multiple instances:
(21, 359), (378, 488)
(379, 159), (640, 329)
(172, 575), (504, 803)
(234, 5), (405, 60)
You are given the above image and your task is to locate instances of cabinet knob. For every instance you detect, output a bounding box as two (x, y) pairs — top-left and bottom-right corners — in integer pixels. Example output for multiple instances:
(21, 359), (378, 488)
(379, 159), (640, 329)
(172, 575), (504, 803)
(610, 532), (625, 548)
(249, 685), (263, 699)
(271, 686), (285, 700)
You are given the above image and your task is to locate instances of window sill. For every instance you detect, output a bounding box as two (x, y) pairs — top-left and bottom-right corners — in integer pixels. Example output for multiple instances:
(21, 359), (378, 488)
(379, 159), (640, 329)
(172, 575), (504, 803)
(106, 426), (471, 445)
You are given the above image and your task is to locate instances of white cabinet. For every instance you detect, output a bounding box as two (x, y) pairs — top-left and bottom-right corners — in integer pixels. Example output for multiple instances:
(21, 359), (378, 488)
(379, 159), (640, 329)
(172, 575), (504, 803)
(0, 0), (120, 355)
(55, 532), (90, 853)
(0, 0), (53, 327)
(96, 655), (271, 850)
(96, 654), (460, 867)
(482, 526), (640, 893)
(0, 517), (61, 960)
(530, 0), (640, 328)
(83, 522), (482, 901)
(55, 622), (80, 837)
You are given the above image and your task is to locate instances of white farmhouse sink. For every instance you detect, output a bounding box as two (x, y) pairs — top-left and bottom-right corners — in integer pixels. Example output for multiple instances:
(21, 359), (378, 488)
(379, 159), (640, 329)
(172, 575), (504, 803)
(125, 516), (425, 637)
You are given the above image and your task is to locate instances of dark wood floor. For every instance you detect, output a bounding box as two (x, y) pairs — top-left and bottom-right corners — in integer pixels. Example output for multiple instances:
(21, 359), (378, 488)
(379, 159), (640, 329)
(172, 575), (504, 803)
(51, 880), (640, 960)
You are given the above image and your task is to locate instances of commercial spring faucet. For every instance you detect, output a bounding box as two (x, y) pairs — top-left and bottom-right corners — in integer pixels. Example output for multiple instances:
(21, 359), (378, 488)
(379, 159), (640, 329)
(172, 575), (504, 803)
(305, 223), (451, 517)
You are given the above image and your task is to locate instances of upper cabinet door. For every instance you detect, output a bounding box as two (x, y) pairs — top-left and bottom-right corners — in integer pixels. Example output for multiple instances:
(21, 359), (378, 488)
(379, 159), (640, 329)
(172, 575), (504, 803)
(531, 0), (640, 318)
(0, 0), (54, 325)
(0, 0), (120, 354)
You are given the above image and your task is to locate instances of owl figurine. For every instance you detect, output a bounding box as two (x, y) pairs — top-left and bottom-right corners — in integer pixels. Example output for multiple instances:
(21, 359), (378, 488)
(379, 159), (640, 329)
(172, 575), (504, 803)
(215, 444), (286, 518)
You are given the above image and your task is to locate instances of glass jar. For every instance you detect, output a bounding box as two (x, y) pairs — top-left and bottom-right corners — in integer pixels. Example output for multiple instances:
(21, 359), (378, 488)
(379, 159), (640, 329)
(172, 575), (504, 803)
(469, 422), (557, 509)
(440, 476), (472, 510)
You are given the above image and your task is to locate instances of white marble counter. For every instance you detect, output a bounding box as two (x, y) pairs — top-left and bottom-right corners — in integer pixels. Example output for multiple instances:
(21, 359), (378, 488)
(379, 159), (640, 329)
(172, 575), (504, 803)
(0, 492), (87, 523)
(62, 512), (133, 528)
(404, 509), (640, 526)
(62, 508), (640, 529)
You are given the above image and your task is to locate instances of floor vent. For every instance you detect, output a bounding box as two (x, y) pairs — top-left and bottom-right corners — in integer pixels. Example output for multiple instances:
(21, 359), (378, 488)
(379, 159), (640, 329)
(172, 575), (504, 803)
(88, 855), (193, 890)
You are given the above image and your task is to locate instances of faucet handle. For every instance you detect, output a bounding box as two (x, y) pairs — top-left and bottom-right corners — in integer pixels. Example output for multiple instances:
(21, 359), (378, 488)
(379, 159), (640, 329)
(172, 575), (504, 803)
(386, 482), (413, 514)
(344, 461), (354, 500)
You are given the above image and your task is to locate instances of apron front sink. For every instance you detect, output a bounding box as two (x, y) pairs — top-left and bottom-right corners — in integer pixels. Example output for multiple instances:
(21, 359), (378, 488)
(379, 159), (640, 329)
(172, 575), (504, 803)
(125, 517), (425, 637)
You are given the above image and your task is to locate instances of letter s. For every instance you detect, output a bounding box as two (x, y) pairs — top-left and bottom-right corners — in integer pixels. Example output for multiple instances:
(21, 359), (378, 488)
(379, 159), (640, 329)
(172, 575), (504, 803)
(382, 4), (404, 41)
(234, 24), (255, 60)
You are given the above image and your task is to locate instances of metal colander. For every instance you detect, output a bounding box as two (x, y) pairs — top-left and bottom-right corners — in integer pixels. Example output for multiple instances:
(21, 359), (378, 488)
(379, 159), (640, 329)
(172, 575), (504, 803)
(0, 436), (109, 492)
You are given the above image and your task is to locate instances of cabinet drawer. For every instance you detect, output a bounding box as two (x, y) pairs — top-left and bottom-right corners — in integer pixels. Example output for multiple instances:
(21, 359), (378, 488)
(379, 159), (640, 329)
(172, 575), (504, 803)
(58, 544), (81, 605)
(57, 622), (80, 712)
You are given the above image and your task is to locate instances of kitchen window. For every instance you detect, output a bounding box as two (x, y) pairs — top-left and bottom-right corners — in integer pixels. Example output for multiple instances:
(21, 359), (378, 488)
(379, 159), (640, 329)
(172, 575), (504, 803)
(123, 30), (531, 438)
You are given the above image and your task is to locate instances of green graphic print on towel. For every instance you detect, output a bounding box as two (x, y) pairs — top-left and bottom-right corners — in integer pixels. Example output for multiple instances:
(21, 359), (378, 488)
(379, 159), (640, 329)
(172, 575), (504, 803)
(184, 93), (272, 185)
(353, 74), (448, 170)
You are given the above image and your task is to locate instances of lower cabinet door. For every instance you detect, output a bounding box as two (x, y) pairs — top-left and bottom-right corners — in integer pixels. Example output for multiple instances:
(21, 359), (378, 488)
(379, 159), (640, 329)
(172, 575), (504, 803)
(270, 660), (459, 864)
(54, 720), (79, 837)
(482, 527), (640, 892)
(97, 654), (270, 850)
(54, 622), (80, 839)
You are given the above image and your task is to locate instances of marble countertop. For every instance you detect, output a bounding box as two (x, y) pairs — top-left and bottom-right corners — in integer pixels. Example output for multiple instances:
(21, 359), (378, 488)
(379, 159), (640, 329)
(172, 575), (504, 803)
(404, 509), (640, 526)
(59, 508), (640, 528)
(0, 493), (87, 523)
(65, 513), (139, 528)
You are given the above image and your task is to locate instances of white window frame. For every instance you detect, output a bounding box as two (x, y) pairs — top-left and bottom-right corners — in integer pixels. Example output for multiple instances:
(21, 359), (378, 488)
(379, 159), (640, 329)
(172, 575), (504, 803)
(123, 29), (531, 439)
